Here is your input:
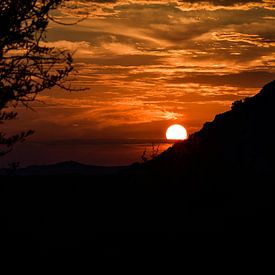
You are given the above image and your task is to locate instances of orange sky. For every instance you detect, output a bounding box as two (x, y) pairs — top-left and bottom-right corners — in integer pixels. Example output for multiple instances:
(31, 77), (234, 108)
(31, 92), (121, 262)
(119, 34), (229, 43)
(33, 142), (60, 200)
(2, 0), (275, 166)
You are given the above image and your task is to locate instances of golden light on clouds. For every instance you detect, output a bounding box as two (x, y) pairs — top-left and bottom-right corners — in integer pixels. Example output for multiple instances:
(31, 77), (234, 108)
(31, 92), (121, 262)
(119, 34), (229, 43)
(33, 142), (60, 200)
(3, 0), (275, 166)
(45, 1), (275, 134)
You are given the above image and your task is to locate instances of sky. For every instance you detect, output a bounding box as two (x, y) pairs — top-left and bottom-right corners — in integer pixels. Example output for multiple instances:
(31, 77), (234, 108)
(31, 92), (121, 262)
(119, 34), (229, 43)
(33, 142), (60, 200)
(2, 0), (275, 167)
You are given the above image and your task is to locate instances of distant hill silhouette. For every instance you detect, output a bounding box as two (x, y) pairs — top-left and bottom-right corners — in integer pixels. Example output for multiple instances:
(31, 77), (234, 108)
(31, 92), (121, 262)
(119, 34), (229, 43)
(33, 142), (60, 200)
(0, 161), (124, 176)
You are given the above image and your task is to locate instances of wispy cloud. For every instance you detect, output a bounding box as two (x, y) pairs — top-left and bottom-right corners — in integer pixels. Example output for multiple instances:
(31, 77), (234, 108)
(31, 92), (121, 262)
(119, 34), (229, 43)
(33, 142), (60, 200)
(212, 31), (275, 48)
(61, 1), (275, 18)
(10, 0), (275, 141)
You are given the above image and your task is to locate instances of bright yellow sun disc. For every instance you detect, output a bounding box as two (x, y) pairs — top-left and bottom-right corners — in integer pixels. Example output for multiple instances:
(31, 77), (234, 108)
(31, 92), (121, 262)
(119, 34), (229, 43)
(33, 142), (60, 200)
(166, 124), (188, 140)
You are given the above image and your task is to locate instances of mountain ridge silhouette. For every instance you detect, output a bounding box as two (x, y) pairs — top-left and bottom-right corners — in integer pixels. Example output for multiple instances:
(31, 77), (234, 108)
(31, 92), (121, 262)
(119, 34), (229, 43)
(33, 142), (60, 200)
(3, 81), (274, 240)
(0, 160), (125, 176)
(4, 80), (275, 181)
(129, 80), (275, 184)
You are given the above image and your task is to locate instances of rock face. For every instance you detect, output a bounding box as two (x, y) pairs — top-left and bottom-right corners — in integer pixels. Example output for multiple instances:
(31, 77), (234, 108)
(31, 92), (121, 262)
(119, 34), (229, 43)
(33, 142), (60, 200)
(132, 80), (275, 191)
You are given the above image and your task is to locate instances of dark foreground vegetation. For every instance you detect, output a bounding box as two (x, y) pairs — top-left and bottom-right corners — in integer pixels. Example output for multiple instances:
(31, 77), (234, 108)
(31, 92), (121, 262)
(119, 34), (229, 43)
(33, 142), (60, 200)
(2, 81), (275, 257)
(1, 174), (273, 259)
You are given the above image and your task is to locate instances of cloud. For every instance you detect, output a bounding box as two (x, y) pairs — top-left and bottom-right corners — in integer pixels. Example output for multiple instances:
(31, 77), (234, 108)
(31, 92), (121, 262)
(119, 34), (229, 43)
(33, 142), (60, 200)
(212, 31), (275, 48)
(33, 94), (183, 127)
(10, 0), (275, 142)
(44, 40), (95, 57)
(176, 0), (275, 11)
(5, 0), (275, 167)
(60, 0), (275, 18)
(166, 71), (275, 88)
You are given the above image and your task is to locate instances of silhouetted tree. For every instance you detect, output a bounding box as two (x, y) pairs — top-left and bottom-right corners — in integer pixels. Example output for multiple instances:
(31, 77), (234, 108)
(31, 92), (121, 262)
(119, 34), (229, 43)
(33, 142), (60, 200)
(0, 0), (74, 156)
(141, 143), (160, 162)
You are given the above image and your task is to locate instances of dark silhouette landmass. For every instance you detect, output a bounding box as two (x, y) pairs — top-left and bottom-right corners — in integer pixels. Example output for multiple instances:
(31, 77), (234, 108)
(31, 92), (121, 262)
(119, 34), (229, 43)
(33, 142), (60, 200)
(131, 80), (275, 182)
(2, 81), (275, 257)
(0, 161), (125, 176)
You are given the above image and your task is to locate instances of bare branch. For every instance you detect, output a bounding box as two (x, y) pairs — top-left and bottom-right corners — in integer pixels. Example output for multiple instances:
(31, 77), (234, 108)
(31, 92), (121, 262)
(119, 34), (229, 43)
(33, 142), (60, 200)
(0, 0), (82, 157)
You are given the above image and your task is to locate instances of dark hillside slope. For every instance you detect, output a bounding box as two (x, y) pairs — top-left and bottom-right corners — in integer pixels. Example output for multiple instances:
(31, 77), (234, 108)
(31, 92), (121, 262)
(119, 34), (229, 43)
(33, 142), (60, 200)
(2, 81), (275, 249)
(139, 80), (275, 181)
(124, 80), (275, 215)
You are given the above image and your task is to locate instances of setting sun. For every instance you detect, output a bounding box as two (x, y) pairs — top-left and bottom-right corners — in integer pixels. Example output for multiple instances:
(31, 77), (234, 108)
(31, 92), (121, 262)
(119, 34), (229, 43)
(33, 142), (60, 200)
(166, 124), (188, 140)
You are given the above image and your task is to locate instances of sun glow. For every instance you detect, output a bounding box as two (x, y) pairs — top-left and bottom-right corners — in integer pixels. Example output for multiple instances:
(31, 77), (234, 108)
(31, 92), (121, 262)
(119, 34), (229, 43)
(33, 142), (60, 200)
(166, 124), (188, 140)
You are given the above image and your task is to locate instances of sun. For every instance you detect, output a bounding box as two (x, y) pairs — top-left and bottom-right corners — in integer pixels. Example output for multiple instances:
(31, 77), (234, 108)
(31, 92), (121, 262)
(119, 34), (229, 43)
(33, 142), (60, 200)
(166, 124), (188, 140)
